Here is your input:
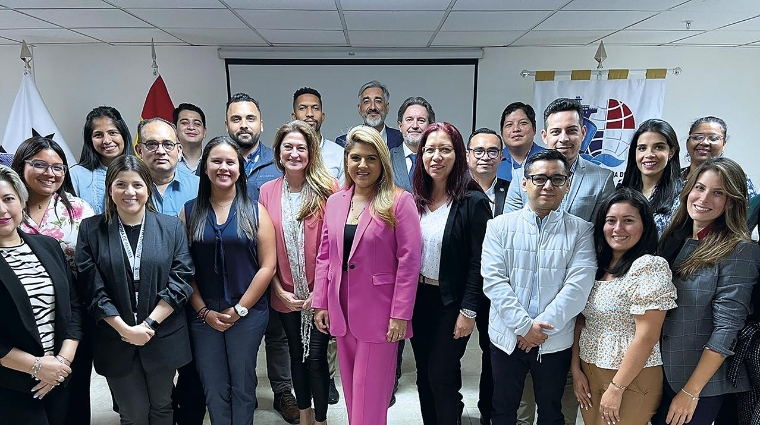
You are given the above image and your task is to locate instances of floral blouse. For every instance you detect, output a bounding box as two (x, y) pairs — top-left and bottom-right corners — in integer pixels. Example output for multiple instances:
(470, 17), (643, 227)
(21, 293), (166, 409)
(579, 255), (677, 369)
(20, 192), (95, 272)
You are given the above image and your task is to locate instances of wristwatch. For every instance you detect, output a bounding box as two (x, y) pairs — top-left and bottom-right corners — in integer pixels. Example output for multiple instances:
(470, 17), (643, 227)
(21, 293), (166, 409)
(234, 304), (249, 317)
(143, 317), (161, 331)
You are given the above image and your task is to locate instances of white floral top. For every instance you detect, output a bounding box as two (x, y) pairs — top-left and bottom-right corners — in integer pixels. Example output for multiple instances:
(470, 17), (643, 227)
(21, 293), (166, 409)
(20, 192), (95, 272)
(579, 254), (677, 369)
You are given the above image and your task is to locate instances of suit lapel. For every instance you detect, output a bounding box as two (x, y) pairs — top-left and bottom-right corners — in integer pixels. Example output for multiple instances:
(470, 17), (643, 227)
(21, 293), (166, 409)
(494, 179), (508, 216)
(108, 218), (135, 325)
(136, 213), (157, 322)
(391, 148), (411, 192)
(565, 157), (585, 211)
(0, 235), (42, 348)
(334, 189), (352, 264)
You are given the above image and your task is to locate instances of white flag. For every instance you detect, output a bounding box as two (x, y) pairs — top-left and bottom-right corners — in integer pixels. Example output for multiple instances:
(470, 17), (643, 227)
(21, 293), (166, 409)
(1, 71), (76, 164)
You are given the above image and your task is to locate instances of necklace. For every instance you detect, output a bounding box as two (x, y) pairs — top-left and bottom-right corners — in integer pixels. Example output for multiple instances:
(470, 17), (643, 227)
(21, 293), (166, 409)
(210, 200), (233, 209)
(348, 198), (367, 225)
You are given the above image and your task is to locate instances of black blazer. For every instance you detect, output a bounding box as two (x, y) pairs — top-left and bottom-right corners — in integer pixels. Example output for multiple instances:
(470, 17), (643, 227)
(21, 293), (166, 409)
(0, 231), (83, 393)
(75, 211), (194, 378)
(493, 178), (510, 217)
(436, 190), (492, 312)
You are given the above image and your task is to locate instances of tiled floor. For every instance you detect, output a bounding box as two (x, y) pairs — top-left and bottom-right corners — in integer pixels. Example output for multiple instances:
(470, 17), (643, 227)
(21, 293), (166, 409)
(90, 327), (584, 425)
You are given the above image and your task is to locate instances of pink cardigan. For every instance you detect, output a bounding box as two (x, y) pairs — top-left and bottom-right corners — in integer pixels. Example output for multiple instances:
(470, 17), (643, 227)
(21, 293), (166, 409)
(259, 177), (330, 314)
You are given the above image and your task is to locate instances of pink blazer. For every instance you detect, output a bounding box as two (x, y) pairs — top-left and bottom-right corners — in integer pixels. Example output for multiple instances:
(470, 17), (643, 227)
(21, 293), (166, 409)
(312, 186), (422, 343)
(259, 177), (326, 314)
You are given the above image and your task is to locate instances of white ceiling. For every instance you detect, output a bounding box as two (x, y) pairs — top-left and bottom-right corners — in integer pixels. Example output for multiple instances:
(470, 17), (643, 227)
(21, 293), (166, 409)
(1, 0), (760, 48)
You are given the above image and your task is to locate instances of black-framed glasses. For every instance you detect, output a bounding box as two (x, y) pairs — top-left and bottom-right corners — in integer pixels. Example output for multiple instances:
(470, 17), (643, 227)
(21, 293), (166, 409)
(469, 148), (501, 159)
(527, 174), (568, 187)
(688, 133), (724, 143)
(139, 141), (177, 152)
(25, 160), (67, 176)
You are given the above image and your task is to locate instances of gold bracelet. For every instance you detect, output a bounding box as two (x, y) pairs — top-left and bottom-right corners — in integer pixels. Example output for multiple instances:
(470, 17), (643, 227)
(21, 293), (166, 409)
(680, 388), (700, 401)
(610, 380), (628, 391)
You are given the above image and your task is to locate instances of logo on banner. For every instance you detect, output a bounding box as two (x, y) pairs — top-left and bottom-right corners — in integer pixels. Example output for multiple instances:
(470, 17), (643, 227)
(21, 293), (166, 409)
(574, 95), (637, 169)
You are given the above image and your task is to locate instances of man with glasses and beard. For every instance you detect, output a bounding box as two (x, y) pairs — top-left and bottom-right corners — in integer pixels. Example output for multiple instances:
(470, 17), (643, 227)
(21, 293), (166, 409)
(336, 80), (403, 149)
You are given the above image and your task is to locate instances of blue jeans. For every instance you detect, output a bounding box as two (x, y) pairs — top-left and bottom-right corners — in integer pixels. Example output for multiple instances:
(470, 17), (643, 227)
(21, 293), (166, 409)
(190, 298), (269, 425)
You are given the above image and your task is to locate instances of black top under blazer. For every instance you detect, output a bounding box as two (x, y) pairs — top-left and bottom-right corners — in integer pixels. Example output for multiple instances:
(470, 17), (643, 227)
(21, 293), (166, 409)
(75, 211), (194, 378)
(0, 231), (83, 393)
(436, 190), (492, 312)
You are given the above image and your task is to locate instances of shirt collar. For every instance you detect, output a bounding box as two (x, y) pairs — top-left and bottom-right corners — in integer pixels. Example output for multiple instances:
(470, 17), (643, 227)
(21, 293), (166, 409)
(696, 222), (716, 240)
(403, 143), (415, 157)
(245, 143), (263, 164)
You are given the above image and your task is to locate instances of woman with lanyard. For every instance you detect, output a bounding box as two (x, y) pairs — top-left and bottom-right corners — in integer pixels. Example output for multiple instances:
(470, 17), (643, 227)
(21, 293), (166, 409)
(69, 106), (134, 214)
(181, 136), (276, 425)
(260, 121), (338, 425)
(76, 155), (194, 425)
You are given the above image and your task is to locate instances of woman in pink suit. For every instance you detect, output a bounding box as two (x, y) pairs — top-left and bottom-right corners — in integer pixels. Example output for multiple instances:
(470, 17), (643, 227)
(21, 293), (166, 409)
(313, 125), (422, 425)
(260, 121), (337, 425)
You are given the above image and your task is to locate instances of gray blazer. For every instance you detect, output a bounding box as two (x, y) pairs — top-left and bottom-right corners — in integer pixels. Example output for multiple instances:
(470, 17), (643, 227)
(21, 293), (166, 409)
(504, 156), (614, 222)
(661, 240), (760, 396)
(390, 145), (412, 193)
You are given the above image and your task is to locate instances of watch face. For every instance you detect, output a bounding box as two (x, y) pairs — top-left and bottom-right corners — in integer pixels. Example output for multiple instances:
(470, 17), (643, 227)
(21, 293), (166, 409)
(236, 305), (248, 316)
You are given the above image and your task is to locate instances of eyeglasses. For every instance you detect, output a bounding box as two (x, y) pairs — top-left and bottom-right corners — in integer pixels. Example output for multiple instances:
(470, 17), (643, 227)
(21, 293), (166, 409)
(688, 133), (724, 143)
(527, 174), (569, 187)
(25, 160), (67, 176)
(139, 141), (177, 152)
(422, 146), (454, 156)
(469, 148), (501, 159)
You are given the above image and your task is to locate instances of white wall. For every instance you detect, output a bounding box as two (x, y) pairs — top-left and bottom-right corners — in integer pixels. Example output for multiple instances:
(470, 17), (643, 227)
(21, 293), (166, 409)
(476, 46), (760, 184)
(0, 45), (227, 159)
(1, 44), (759, 183)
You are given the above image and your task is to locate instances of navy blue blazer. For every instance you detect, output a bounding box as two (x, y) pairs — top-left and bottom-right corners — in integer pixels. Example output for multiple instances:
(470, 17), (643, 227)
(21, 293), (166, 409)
(336, 126), (403, 150)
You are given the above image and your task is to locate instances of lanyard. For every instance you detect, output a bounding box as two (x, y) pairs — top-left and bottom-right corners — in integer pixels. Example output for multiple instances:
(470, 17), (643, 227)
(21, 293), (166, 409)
(118, 214), (145, 282)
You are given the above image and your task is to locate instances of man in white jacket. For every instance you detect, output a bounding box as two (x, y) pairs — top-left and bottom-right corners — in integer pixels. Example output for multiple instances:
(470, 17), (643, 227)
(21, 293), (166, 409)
(482, 149), (596, 425)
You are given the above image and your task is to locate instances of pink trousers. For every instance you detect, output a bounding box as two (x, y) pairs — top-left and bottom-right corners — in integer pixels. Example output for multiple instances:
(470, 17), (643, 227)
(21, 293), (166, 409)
(336, 326), (398, 425)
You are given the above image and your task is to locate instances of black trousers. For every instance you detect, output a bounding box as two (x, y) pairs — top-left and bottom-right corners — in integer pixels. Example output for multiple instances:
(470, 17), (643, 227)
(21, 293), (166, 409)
(0, 383), (71, 425)
(410, 284), (470, 425)
(490, 343), (571, 425)
(280, 310), (331, 422)
(651, 379), (726, 425)
(173, 310), (207, 425)
(476, 298), (493, 422)
(63, 316), (92, 425)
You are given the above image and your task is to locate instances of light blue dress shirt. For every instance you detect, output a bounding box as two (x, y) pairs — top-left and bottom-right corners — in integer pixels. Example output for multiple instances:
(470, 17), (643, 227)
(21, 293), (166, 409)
(152, 168), (200, 216)
(320, 137), (345, 185)
(70, 163), (108, 215)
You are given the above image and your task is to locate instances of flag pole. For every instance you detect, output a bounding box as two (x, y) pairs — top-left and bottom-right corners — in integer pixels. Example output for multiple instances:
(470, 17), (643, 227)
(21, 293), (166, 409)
(151, 38), (158, 76)
(20, 40), (32, 74)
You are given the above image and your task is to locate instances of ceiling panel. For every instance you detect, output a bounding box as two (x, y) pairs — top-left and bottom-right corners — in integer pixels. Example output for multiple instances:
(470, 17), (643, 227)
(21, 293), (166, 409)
(258, 29), (346, 45)
(536, 10), (656, 30)
(343, 10), (444, 31)
(673, 0), (760, 13)
(562, 0), (687, 11)
(110, 0), (224, 8)
(340, 0), (450, 11)
(129, 8), (246, 28)
(722, 16), (760, 31)
(601, 30), (700, 45)
(0, 0), (110, 8)
(432, 31), (524, 47)
(671, 30), (760, 45)
(166, 28), (267, 45)
(511, 30), (612, 46)
(77, 27), (182, 43)
(442, 11), (551, 31)
(348, 30), (433, 47)
(0, 28), (99, 43)
(25, 8), (150, 27)
(0, 9), (56, 28)
(452, 0), (566, 11)
(224, 0), (336, 10)
(236, 9), (342, 30)
(630, 11), (754, 31)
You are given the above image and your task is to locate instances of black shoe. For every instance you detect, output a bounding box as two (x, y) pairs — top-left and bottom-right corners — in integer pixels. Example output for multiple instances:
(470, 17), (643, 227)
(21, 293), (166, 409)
(388, 394), (396, 407)
(273, 392), (300, 424)
(328, 378), (339, 405)
(480, 417), (491, 425)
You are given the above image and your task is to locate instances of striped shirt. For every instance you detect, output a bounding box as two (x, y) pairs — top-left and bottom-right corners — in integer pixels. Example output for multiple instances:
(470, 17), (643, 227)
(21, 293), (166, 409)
(0, 241), (56, 354)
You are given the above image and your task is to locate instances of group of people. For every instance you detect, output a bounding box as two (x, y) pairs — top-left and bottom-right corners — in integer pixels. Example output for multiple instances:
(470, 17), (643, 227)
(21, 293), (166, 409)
(0, 77), (758, 425)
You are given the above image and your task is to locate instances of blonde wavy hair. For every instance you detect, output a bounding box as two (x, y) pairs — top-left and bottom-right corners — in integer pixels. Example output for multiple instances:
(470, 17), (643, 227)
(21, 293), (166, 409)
(343, 126), (397, 227)
(661, 157), (750, 277)
(272, 120), (336, 221)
